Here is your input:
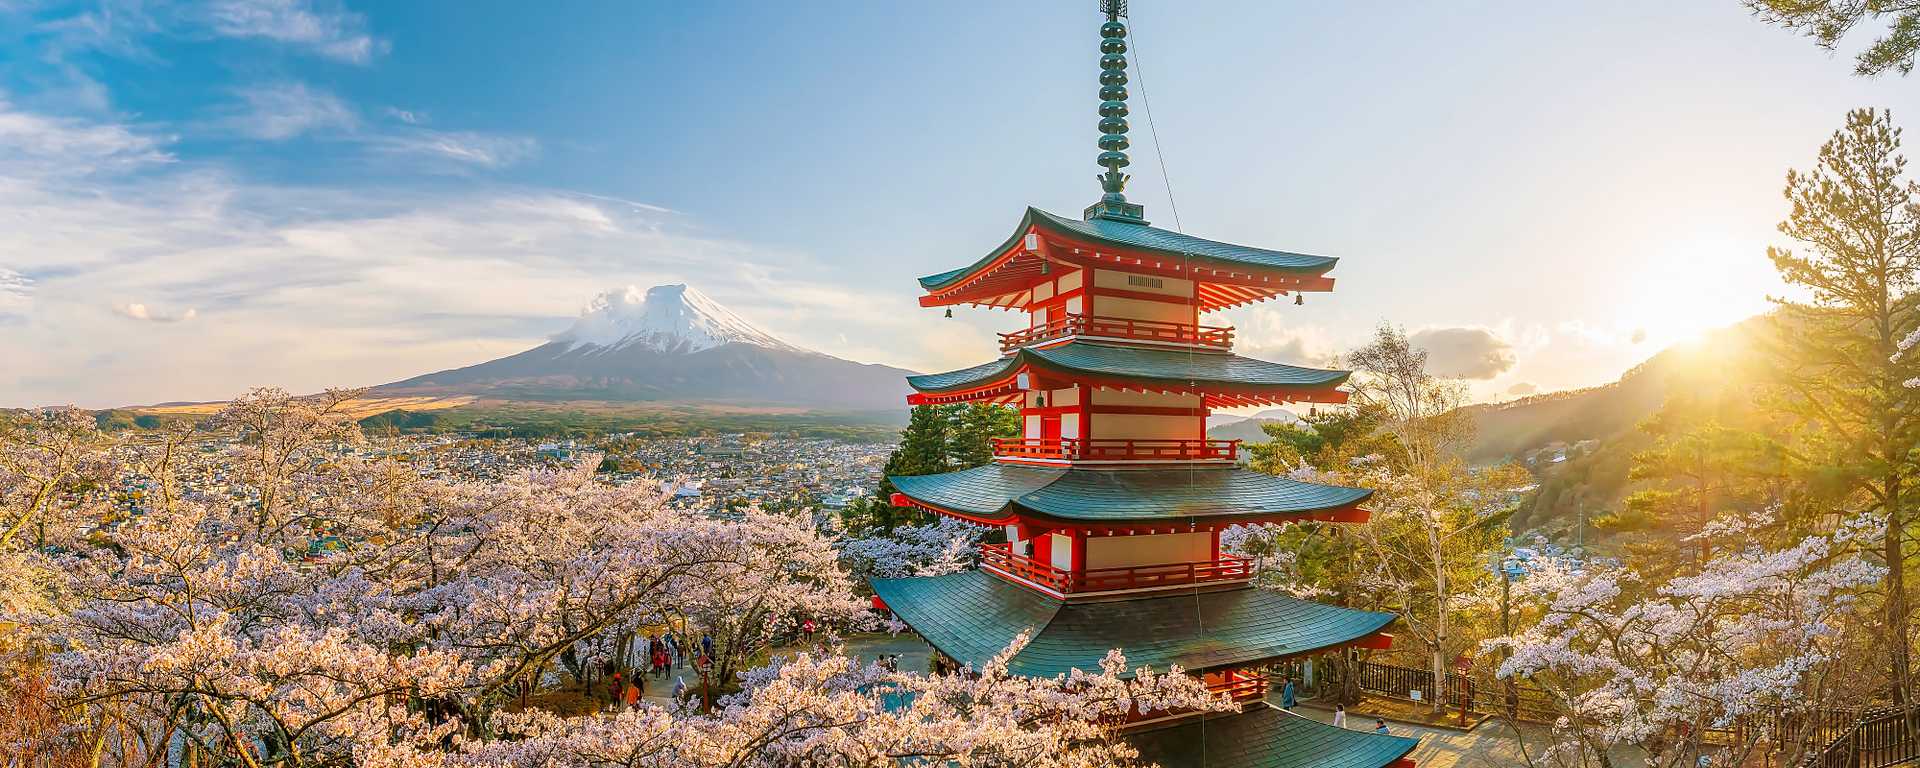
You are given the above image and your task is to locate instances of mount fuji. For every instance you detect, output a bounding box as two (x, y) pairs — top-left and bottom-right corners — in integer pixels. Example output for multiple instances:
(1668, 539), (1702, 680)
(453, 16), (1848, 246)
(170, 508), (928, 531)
(377, 284), (914, 410)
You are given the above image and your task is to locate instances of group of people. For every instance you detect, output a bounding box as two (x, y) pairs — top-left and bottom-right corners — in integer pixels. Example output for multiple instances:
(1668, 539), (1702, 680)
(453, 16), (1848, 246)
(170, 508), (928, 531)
(1328, 704), (1395, 736)
(638, 631), (717, 677)
(1277, 674), (1396, 737)
(596, 630), (721, 712)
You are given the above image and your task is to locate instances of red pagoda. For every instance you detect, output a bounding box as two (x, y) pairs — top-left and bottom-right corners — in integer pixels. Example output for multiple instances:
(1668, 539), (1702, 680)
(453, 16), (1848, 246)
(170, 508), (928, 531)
(869, 3), (1420, 767)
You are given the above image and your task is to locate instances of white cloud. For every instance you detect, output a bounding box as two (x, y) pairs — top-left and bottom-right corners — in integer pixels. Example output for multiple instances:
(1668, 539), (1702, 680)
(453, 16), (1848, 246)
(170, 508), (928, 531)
(1222, 308), (1344, 368)
(113, 302), (197, 323)
(371, 130), (539, 168)
(0, 101), (932, 407)
(383, 106), (423, 124)
(0, 267), (30, 320)
(225, 82), (357, 140)
(1409, 326), (1517, 380)
(202, 0), (386, 64)
(210, 84), (534, 168)
(0, 95), (173, 175)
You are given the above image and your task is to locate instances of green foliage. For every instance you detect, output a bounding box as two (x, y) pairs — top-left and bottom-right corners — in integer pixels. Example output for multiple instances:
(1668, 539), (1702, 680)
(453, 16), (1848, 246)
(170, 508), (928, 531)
(1245, 404), (1391, 474)
(1762, 107), (1920, 693)
(846, 404), (1019, 534)
(1748, 0), (1920, 76)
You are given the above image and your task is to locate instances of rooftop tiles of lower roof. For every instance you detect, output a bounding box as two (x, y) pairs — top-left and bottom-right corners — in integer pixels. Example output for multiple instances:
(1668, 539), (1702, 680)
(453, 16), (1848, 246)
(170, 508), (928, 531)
(888, 464), (1372, 526)
(905, 341), (1350, 396)
(1126, 703), (1420, 768)
(869, 570), (1395, 679)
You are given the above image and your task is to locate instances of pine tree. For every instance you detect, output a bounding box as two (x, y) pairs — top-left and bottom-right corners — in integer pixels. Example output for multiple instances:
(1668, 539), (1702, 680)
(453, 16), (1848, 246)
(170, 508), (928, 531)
(844, 406), (951, 533)
(1765, 107), (1920, 703)
(946, 404), (1019, 469)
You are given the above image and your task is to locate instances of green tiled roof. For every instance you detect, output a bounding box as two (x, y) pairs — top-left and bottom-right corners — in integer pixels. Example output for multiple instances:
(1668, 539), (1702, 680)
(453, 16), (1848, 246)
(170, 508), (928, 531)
(905, 341), (1350, 394)
(919, 207), (1339, 291)
(889, 465), (1371, 524)
(869, 571), (1395, 678)
(1127, 703), (1419, 768)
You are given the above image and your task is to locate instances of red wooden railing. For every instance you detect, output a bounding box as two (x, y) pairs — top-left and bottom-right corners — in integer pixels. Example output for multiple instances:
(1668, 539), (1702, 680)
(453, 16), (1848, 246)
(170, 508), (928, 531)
(991, 437), (1239, 462)
(1207, 670), (1270, 703)
(979, 542), (1253, 594)
(999, 313), (1233, 352)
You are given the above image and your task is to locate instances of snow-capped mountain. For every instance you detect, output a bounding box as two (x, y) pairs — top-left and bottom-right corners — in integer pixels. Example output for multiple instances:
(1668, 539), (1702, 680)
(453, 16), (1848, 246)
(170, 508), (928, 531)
(554, 284), (801, 354)
(378, 284), (913, 410)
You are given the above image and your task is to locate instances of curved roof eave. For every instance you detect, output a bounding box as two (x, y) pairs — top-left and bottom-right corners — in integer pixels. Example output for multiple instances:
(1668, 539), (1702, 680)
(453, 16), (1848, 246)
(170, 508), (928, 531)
(904, 342), (1352, 396)
(917, 207), (1341, 293)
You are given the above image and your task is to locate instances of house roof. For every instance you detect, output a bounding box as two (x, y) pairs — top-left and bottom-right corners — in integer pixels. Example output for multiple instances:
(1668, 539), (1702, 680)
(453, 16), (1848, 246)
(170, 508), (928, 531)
(1127, 703), (1420, 768)
(888, 464), (1371, 526)
(919, 207), (1339, 292)
(869, 570), (1395, 678)
(905, 341), (1349, 400)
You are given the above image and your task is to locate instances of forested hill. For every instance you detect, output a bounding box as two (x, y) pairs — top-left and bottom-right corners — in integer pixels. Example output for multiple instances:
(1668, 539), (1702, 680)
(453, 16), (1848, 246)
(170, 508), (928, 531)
(1463, 318), (1770, 465)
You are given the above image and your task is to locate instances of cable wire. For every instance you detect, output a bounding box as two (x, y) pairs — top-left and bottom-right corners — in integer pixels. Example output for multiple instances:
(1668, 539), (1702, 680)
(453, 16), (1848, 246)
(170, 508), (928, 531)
(1126, 19), (1183, 234)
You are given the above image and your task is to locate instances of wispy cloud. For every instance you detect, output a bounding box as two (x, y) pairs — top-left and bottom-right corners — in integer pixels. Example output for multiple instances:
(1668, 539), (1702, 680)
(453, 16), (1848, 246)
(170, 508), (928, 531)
(211, 83), (535, 168)
(370, 130), (539, 169)
(0, 267), (30, 320)
(202, 0), (386, 64)
(112, 302), (198, 323)
(224, 82), (357, 140)
(0, 95), (174, 175)
(383, 106), (423, 125)
(0, 102), (930, 407)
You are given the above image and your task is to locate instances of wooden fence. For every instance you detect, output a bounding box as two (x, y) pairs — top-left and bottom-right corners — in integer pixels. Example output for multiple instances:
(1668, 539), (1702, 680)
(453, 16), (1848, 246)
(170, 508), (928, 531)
(1320, 658), (1557, 722)
(1320, 658), (1920, 767)
(1808, 708), (1920, 768)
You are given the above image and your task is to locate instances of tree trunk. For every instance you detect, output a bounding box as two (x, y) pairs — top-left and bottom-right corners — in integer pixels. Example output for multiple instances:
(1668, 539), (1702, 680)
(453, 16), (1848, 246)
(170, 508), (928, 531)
(1888, 473), (1912, 706)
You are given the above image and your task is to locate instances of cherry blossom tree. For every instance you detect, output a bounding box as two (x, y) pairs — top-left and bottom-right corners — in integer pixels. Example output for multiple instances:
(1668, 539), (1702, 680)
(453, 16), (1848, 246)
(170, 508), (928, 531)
(838, 515), (981, 581)
(0, 406), (114, 551)
(1485, 511), (1884, 768)
(662, 507), (868, 688)
(456, 637), (1231, 768)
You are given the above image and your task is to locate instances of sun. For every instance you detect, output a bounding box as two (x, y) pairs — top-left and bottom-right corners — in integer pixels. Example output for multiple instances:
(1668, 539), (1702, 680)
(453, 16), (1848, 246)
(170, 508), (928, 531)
(1616, 234), (1778, 347)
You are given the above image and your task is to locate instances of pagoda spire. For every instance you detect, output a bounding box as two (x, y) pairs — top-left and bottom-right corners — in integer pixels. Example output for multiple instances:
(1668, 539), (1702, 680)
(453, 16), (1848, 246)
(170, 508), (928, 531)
(1085, 0), (1148, 224)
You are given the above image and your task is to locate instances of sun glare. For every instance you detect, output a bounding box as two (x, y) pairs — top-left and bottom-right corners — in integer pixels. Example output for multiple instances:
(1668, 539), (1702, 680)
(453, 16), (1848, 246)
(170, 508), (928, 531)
(1618, 235), (1775, 347)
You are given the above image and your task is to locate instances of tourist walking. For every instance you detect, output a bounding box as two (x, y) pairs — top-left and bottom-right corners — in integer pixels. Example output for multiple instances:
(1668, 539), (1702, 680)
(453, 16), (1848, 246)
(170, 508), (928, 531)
(1373, 718), (1390, 735)
(1332, 704), (1346, 728)
(1280, 676), (1296, 710)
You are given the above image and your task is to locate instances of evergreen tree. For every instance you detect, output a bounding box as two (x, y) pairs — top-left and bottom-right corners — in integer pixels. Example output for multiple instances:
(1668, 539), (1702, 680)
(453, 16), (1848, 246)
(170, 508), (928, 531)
(843, 406), (951, 533)
(946, 404), (1019, 468)
(846, 404), (1018, 534)
(1764, 108), (1920, 702)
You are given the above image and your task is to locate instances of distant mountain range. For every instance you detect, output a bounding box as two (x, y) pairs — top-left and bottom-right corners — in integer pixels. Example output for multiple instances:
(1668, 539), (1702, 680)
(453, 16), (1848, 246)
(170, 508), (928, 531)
(1459, 320), (1766, 464)
(376, 284), (914, 411)
(1206, 409), (1307, 444)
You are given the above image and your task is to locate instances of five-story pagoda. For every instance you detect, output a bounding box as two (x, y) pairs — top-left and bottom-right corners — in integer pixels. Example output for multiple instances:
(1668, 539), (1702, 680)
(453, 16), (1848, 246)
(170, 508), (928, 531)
(870, 4), (1420, 767)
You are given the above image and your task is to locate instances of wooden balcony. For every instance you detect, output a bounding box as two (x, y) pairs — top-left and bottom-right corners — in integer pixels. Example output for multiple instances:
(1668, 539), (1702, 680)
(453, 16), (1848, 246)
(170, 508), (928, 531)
(1206, 669), (1270, 703)
(999, 313), (1233, 353)
(992, 437), (1239, 462)
(979, 542), (1253, 594)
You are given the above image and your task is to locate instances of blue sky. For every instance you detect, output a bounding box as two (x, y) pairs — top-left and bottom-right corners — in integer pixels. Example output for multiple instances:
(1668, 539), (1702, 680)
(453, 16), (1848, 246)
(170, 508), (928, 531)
(3, 0), (1919, 407)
